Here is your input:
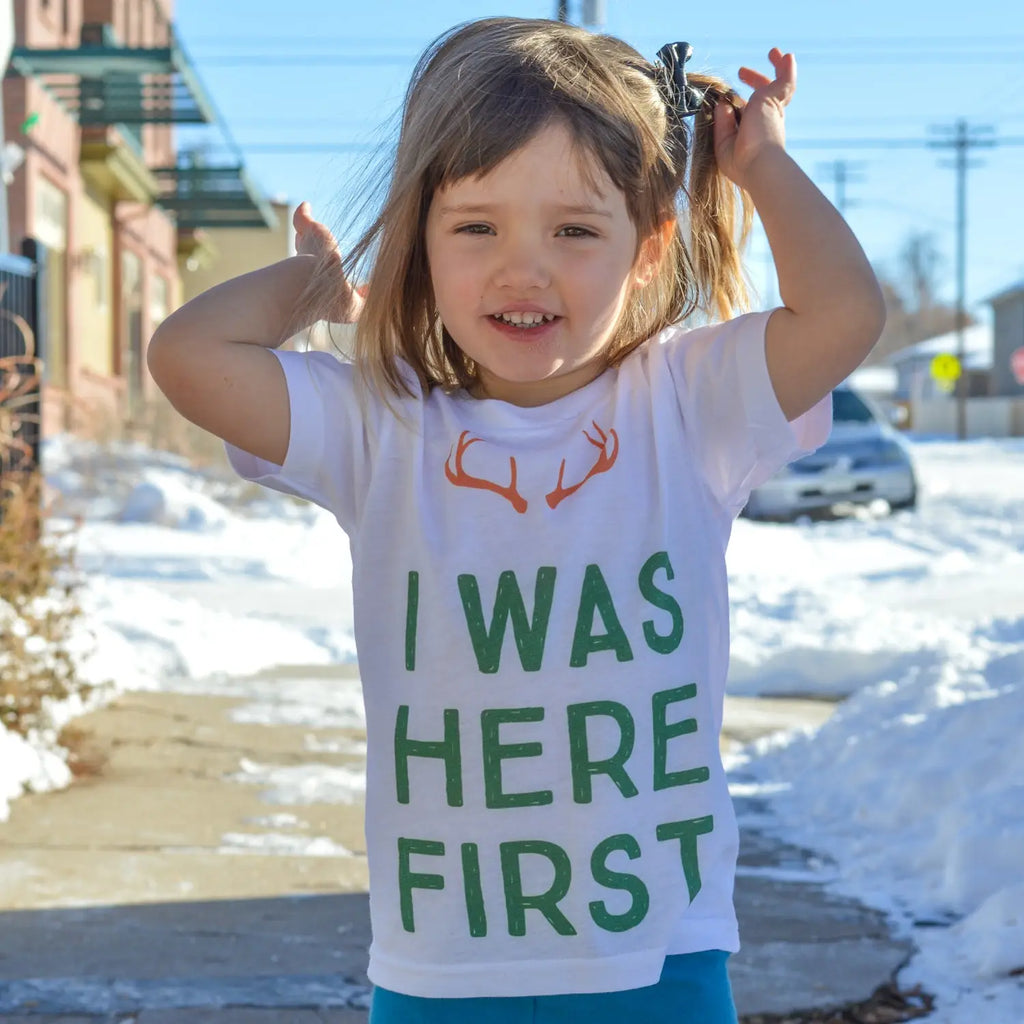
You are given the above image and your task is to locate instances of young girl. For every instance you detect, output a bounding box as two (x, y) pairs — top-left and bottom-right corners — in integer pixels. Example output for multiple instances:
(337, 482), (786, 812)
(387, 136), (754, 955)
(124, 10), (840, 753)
(148, 17), (883, 1023)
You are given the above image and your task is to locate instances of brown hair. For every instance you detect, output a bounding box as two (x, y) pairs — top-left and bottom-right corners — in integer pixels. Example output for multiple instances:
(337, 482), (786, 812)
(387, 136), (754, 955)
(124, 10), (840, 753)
(289, 17), (752, 399)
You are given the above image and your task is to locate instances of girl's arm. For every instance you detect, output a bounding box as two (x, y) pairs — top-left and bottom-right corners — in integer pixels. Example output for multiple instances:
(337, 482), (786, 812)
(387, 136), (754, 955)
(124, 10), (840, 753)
(148, 256), (312, 465)
(714, 50), (886, 421)
(148, 204), (356, 465)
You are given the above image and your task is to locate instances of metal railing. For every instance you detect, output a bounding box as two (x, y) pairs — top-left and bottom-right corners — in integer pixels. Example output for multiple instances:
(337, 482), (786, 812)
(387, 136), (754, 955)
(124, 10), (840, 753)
(0, 249), (42, 479)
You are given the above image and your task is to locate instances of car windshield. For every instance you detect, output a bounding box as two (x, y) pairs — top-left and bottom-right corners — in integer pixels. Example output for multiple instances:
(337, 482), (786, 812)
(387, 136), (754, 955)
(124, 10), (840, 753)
(833, 389), (875, 424)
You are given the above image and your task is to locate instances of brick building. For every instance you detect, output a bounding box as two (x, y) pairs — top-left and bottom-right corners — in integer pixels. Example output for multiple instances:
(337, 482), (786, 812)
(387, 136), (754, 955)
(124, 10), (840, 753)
(4, 0), (283, 439)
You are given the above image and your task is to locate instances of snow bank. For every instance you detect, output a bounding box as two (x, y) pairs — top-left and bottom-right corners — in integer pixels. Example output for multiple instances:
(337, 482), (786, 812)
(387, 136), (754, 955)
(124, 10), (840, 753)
(0, 433), (1021, 1019)
(727, 440), (1024, 1019)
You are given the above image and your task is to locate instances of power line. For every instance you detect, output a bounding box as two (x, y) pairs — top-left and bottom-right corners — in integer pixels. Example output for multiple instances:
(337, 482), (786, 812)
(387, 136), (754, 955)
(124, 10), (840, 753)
(795, 114), (1024, 127)
(198, 54), (416, 66)
(213, 137), (1024, 154)
(183, 33), (1024, 49)
(858, 198), (955, 233)
(214, 114), (1024, 131)
(191, 51), (1024, 67)
(791, 137), (1024, 149)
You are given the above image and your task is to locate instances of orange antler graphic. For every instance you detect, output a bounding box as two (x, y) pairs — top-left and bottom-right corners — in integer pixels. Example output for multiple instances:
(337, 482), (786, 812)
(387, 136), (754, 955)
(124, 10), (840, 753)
(545, 422), (619, 509)
(445, 431), (528, 513)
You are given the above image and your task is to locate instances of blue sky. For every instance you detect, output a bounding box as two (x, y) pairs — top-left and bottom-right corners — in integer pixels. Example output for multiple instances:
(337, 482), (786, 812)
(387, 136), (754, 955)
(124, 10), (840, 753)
(174, 0), (1024, 323)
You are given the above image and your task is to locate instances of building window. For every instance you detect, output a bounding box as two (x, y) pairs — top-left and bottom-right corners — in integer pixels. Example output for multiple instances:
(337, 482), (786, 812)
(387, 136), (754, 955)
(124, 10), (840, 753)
(150, 275), (168, 330)
(34, 177), (68, 388)
(94, 244), (109, 311)
(121, 251), (144, 417)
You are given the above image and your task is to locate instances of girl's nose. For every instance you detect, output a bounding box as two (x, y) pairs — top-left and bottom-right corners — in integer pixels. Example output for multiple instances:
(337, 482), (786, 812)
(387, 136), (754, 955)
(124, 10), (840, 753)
(492, 239), (551, 291)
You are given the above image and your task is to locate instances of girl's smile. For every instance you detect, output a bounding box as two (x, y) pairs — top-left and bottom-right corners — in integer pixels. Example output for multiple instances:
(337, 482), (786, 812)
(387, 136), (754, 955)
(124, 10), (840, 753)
(487, 310), (561, 341)
(425, 121), (651, 406)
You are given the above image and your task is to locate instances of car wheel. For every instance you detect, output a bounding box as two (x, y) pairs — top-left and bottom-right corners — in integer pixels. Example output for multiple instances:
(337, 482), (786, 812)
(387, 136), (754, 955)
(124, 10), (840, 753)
(890, 486), (918, 512)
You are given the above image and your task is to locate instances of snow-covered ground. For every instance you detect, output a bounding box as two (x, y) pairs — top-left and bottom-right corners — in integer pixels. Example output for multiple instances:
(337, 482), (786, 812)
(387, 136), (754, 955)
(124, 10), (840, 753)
(2, 433), (1022, 1022)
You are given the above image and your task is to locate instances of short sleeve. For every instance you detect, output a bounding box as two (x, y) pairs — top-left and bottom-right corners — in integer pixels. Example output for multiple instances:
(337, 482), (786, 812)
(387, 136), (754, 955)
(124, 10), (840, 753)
(661, 311), (832, 512)
(224, 348), (372, 532)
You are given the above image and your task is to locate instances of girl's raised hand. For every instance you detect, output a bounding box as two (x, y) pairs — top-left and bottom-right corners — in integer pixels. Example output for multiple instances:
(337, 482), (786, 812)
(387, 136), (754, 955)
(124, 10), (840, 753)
(293, 201), (363, 322)
(294, 200), (340, 259)
(713, 48), (796, 190)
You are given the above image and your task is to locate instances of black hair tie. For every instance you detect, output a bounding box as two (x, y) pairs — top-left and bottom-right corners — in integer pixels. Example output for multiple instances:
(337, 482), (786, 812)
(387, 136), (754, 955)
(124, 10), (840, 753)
(654, 42), (705, 120)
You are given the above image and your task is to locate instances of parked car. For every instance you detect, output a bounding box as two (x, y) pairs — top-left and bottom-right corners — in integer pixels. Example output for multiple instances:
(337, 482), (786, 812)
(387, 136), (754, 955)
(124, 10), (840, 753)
(743, 385), (917, 520)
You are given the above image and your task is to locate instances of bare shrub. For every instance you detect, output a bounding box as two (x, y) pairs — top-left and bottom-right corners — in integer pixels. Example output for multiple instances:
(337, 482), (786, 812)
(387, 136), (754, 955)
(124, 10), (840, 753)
(1, 353), (95, 736)
(0, 468), (95, 736)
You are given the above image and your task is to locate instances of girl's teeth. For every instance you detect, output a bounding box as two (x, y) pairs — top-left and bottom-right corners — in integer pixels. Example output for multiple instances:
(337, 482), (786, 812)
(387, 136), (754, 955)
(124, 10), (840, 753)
(494, 313), (554, 327)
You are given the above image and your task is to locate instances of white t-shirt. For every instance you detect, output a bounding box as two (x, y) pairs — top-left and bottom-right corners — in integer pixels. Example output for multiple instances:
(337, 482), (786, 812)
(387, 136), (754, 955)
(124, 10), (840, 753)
(226, 311), (831, 999)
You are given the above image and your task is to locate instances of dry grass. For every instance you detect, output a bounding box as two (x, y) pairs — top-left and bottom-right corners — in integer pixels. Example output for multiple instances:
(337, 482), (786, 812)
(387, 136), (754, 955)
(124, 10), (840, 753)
(1, 350), (97, 737)
(740, 982), (935, 1023)
(76, 385), (233, 472)
(55, 722), (109, 779)
(72, 386), (276, 510)
(0, 469), (94, 736)
(1, 368), (292, 737)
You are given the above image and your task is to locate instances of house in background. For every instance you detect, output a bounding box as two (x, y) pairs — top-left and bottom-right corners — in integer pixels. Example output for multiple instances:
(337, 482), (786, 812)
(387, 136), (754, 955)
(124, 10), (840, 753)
(182, 198), (293, 307)
(4, 0), (284, 441)
(988, 282), (1024, 399)
(878, 283), (1024, 437)
(887, 322), (993, 403)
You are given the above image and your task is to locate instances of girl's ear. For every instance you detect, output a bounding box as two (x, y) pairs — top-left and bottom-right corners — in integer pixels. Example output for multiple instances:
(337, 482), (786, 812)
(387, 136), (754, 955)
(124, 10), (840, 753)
(633, 219), (676, 288)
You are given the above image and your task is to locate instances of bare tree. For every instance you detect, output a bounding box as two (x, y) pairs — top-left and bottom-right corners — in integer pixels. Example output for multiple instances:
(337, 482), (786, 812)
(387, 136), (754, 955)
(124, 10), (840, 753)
(864, 232), (970, 365)
(900, 232), (944, 315)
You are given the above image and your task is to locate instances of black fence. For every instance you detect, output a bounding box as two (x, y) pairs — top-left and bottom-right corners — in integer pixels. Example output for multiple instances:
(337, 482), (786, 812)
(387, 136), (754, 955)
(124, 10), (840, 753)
(0, 244), (41, 477)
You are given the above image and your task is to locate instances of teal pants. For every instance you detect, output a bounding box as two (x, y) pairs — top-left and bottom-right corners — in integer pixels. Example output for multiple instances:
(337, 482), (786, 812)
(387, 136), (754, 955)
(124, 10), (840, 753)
(369, 949), (738, 1023)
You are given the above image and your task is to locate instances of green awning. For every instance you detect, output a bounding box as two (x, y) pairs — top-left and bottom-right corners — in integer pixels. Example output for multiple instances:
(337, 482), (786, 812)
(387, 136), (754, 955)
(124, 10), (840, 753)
(151, 165), (278, 231)
(10, 25), (275, 230)
(10, 28), (217, 125)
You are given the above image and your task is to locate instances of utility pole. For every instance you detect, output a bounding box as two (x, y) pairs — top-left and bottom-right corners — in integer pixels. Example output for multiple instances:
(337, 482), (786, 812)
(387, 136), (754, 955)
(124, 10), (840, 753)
(929, 121), (996, 440)
(556, 0), (606, 26)
(0, 0), (14, 253)
(816, 159), (865, 217)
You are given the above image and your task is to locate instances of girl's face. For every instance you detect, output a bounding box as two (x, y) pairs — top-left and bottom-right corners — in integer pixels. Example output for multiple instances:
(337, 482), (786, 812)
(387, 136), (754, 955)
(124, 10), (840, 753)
(425, 121), (655, 406)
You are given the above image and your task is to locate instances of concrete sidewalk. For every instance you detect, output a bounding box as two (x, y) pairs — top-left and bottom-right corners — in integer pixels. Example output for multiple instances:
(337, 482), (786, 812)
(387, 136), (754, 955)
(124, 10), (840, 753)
(0, 672), (913, 1021)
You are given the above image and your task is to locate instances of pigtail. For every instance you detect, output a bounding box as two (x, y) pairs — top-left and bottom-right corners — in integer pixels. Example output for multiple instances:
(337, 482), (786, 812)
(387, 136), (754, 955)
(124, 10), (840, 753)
(685, 76), (753, 322)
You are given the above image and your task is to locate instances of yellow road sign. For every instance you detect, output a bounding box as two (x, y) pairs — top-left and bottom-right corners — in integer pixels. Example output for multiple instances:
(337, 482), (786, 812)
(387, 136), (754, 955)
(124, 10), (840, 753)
(930, 353), (961, 383)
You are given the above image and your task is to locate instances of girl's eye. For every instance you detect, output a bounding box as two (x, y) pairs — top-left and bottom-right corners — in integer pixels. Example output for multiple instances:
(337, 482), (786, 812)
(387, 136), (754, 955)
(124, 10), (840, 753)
(453, 224), (597, 237)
